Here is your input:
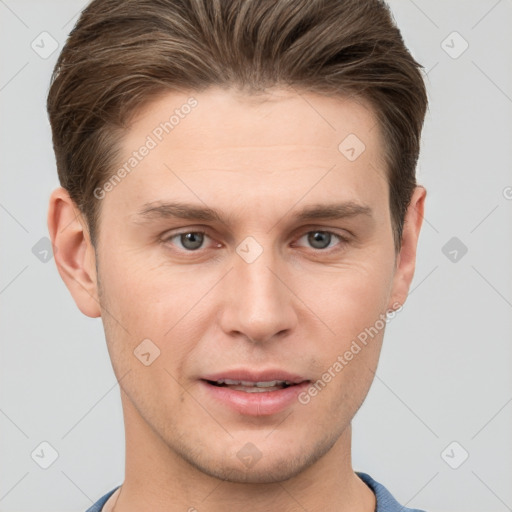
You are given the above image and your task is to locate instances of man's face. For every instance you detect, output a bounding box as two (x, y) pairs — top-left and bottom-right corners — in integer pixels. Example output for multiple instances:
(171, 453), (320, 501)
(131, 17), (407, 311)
(94, 87), (402, 483)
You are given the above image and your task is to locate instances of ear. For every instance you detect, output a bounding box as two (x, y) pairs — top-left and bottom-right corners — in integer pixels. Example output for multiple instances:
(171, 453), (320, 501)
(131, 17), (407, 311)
(387, 185), (427, 310)
(47, 187), (101, 318)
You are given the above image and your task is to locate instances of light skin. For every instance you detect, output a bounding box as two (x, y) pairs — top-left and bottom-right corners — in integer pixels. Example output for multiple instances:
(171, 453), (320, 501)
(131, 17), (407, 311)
(48, 87), (425, 512)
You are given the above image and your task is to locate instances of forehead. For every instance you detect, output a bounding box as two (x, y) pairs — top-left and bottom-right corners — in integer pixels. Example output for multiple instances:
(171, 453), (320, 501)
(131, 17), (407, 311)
(127, 86), (382, 154)
(103, 87), (388, 223)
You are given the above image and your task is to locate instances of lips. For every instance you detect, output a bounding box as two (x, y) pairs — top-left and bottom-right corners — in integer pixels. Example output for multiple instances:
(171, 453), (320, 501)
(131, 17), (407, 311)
(198, 369), (311, 415)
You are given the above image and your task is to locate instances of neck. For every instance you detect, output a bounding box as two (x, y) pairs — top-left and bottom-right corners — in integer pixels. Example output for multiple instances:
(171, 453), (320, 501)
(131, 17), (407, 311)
(111, 393), (375, 512)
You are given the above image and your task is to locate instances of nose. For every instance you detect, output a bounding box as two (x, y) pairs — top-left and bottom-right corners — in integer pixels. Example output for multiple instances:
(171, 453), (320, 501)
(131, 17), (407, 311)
(218, 245), (297, 344)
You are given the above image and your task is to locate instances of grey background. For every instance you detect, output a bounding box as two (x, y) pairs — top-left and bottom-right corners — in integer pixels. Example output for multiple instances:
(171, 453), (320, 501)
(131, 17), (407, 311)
(1, 1), (511, 511)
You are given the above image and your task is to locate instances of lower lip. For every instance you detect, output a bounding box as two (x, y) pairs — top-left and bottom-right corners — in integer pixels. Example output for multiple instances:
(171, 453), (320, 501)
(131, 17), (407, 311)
(199, 380), (310, 416)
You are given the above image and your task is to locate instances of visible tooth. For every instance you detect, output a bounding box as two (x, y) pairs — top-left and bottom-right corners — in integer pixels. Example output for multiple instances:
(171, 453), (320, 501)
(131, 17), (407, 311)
(255, 380), (280, 387)
(222, 379), (241, 385)
(229, 385), (284, 392)
(213, 379), (293, 388)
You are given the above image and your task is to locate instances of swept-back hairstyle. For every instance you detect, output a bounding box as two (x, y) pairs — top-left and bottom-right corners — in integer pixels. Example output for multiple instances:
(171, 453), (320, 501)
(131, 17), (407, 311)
(47, 0), (428, 250)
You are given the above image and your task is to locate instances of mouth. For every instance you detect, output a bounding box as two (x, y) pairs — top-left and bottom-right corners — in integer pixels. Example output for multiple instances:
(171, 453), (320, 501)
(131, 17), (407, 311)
(198, 370), (311, 416)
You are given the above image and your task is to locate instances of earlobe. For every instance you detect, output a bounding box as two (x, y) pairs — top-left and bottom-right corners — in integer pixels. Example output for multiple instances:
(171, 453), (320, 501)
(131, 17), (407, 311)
(47, 187), (101, 318)
(387, 185), (427, 310)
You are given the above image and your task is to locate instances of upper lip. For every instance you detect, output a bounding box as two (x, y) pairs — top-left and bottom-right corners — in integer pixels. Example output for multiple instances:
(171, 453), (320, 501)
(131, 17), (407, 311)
(201, 369), (309, 384)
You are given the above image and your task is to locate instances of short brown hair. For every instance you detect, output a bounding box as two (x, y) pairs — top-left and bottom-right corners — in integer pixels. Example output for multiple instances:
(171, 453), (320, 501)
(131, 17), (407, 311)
(47, 0), (428, 251)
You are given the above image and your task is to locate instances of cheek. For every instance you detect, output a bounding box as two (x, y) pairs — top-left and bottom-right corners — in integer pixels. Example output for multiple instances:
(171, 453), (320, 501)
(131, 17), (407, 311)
(98, 255), (208, 373)
(99, 248), (173, 322)
(98, 265), (191, 416)
(298, 261), (393, 344)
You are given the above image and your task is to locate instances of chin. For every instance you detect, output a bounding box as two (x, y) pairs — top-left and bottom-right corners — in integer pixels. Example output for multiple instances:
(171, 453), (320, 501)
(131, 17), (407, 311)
(176, 435), (336, 485)
(195, 457), (308, 484)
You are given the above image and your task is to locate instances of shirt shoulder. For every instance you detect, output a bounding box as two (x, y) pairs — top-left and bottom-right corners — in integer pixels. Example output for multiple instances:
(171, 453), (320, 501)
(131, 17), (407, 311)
(87, 475), (425, 512)
(85, 486), (121, 512)
(356, 471), (427, 512)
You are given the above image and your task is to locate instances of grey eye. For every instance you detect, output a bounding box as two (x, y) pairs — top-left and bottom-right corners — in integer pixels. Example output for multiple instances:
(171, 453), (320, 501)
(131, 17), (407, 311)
(307, 231), (333, 249)
(178, 232), (205, 250)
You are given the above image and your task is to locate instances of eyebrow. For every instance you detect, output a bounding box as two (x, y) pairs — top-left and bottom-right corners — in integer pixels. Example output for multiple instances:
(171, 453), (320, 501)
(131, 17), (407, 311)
(133, 200), (373, 226)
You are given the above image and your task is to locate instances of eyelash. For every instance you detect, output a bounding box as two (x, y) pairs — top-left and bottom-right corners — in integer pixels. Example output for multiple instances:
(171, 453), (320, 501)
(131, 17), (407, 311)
(161, 228), (350, 255)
